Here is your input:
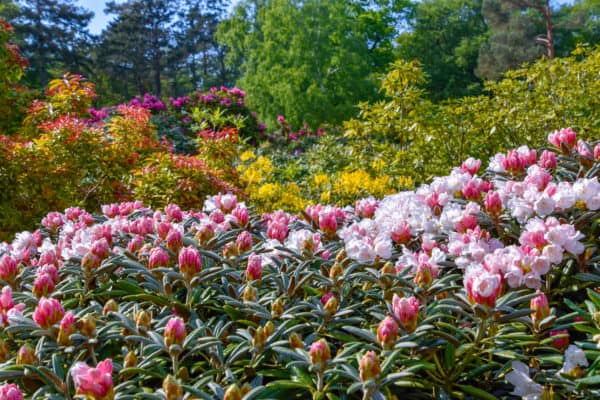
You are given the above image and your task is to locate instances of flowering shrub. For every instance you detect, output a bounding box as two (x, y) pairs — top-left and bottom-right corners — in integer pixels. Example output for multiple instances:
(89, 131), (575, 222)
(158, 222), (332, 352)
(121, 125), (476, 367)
(345, 47), (600, 183)
(0, 77), (246, 240)
(237, 148), (411, 212)
(0, 19), (30, 134)
(1, 131), (599, 399)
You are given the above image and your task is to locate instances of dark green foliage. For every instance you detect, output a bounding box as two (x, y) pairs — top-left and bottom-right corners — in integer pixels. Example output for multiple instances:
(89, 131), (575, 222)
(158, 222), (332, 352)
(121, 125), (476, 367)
(217, 0), (404, 129)
(11, 0), (93, 87)
(396, 0), (488, 100)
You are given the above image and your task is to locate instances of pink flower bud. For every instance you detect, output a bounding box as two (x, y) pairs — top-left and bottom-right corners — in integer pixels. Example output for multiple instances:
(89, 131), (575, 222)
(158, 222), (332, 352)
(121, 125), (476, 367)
(577, 139), (593, 158)
(178, 246), (202, 281)
(166, 230), (183, 252)
(549, 329), (569, 351)
(16, 343), (37, 365)
(414, 262), (436, 289)
(81, 252), (100, 274)
(0, 254), (18, 283)
(309, 338), (331, 371)
(318, 212), (338, 236)
(391, 221), (411, 244)
(33, 297), (65, 329)
(548, 127), (577, 150)
(71, 359), (114, 400)
(531, 290), (550, 330)
(461, 180), (481, 201)
(236, 231), (253, 253)
(0, 286), (25, 326)
(127, 235), (144, 253)
(594, 144), (600, 160)
(195, 222), (215, 243)
(0, 383), (23, 400)
(164, 316), (186, 348)
(91, 238), (111, 260)
(32, 273), (55, 298)
(148, 247), (169, 270)
(39, 250), (58, 267)
(392, 295), (419, 333)
(267, 220), (288, 242)
(502, 150), (525, 174)
(165, 204), (183, 222)
(57, 311), (76, 346)
(320, 292), (334, 306)
(484, 191), (503, 215)
(277, 115), (285, 124)
(232, 205), (249, 227)
(156, 221), (172, 240)
(359, 351), (381, 382)
(246, 253), (262, 281)
(538, 150), (557, 169)
(377, 315), (398, 349)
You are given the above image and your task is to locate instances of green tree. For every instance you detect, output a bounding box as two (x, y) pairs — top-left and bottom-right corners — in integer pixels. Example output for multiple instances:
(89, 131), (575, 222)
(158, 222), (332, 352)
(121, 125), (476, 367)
(171, 0), (229, 91)
(396, 0), (488, 100)
(218, 0), (404, 129)
(476, 0), (544, 80)
(11, 0), (93, 87)
(0, 18), (30, 133)
(99, 0), (180, 97)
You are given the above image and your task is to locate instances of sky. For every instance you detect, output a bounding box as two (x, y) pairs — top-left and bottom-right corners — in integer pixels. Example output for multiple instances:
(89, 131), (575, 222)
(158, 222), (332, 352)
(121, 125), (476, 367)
(78, 0), (240, 34)
(79, 0), (576, 35)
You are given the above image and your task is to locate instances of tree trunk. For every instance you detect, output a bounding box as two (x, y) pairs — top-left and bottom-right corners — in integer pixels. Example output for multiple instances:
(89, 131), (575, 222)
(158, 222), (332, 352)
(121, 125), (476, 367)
(543, 1), (554, 59)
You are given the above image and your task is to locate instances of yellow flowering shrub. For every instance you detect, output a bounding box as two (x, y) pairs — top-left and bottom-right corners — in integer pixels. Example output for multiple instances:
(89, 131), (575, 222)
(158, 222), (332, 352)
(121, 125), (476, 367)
(237, 151), (413, 213)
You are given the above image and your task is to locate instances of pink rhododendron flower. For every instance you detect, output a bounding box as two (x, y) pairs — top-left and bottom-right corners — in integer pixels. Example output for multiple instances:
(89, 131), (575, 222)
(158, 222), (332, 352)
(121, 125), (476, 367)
(42, 211), (64, 231)
(548, 127), (577, 149)
(0, 286), (25, 326)
(355, 197), (379, 218)
(0, 383), (23, 400)
(231, 205), (249, 227)
(71, 359), (114, 400)
(164, 203), (183, 222)
(0, 254), (17, 283)
(465, 267), (502, 308)
(461, 157), (481, 175)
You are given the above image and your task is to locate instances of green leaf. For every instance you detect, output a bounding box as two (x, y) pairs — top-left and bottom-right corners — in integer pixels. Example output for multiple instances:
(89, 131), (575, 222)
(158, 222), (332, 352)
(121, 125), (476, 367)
(341, 326), (378, 344)
(457, 385), (499, 400)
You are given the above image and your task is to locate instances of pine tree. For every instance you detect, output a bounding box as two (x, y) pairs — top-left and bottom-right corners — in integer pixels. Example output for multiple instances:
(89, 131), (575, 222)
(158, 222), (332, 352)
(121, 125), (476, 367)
(11, 0), (93, 87)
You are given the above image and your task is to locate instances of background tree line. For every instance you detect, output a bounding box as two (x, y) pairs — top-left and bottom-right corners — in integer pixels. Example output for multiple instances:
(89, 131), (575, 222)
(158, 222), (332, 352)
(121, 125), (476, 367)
(0, 0), (599, 129)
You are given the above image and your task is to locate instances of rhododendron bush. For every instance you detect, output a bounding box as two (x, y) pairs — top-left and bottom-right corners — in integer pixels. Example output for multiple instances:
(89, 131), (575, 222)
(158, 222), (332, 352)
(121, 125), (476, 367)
(1, 131), (600, 399)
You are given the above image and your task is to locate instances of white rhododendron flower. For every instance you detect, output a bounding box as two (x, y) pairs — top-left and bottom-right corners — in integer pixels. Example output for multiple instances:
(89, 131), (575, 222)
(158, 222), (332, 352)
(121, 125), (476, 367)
(505, 361), (544, 400)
